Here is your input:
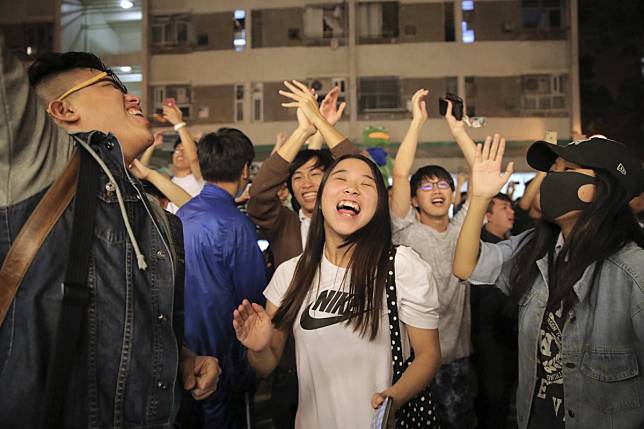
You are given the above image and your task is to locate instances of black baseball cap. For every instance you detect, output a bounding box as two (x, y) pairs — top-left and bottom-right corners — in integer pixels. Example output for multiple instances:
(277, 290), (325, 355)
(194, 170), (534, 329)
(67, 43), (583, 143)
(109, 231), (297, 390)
(527, 137), (644, 198)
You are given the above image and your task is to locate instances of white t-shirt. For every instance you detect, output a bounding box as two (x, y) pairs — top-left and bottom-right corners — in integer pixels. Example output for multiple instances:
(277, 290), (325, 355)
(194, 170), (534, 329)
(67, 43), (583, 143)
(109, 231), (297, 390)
(264, 246), (440, 429)
(299, 209), (311, 249)
(166, 173), (204, 214)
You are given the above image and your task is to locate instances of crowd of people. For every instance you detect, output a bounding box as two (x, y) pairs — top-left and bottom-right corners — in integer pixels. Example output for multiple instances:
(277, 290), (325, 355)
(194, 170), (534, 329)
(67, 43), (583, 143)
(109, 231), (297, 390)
(1, 33), (643, 429)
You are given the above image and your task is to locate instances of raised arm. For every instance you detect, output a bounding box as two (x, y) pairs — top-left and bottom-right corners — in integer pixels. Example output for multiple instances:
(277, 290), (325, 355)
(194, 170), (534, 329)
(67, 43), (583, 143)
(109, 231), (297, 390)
(444, 101), (476, 169)
(280, 80), (347, 150)
(307, 86), (347, 150)
(453, 134), (514, 280)
(390, 89), (428, 219)
(0, 31), (72, 207)
(233, 299), (288, 378)
(140, 130), (165, 166)
(247, 108), (316, 230)
(163, 104), (202, 181)
(517, 172), (545, 211)
(129, 159), (192, 207)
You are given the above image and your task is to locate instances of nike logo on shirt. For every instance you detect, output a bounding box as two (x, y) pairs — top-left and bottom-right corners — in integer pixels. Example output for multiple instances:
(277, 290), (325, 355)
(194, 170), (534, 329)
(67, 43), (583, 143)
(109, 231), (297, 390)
(299, 290), (354, 330)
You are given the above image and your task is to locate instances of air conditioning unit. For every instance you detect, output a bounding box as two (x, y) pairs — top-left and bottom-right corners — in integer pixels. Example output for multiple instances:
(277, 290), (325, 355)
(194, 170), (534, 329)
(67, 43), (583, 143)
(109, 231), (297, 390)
(522, 75), (550, 94)
(307, 77), (347, 100)
(502, 21), (515, 33)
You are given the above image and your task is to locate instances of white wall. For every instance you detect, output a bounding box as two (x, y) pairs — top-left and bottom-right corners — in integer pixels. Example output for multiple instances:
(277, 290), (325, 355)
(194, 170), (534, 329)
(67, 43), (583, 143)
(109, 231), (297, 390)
(150, 40), (569, 84)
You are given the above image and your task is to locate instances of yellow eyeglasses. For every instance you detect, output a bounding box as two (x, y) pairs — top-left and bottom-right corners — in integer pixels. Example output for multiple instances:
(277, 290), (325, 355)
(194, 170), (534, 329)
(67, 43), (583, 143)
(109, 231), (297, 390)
(55, 70), (128, 101)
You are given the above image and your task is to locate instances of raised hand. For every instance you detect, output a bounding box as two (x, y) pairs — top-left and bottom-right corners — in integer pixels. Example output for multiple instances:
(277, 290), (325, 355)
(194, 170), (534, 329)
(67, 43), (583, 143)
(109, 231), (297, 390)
(152, 130), (165, 148)
(129, 158), (152, 180)
(297, 107), (317, 136)
(444, 99), (465, 135)
(279, 80), (325, 127)
(233, 299), (273, 352)
(162, 103), (183, 125)
(410, 89), (429, 126)
(471, 134), (514, 199)
(319, 86), (347, 126)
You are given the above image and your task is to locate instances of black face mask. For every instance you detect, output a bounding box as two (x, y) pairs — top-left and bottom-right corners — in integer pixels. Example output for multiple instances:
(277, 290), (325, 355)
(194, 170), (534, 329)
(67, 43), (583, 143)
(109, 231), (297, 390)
(540, 171), (596, 222)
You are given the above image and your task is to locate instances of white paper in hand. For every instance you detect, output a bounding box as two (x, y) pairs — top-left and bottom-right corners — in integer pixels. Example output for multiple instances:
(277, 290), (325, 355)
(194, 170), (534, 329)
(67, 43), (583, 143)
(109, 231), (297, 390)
(370, 396), (392, 429)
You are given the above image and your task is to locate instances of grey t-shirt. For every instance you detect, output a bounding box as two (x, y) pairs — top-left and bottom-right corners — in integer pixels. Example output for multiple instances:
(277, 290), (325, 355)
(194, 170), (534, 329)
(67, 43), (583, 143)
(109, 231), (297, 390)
(391, 202), (471, 364)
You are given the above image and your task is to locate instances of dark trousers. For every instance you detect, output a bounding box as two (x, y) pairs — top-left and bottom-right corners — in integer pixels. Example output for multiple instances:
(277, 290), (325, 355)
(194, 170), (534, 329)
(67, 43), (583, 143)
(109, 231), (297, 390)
(270, 367), (298, 429)
(471, 286), (518, 429)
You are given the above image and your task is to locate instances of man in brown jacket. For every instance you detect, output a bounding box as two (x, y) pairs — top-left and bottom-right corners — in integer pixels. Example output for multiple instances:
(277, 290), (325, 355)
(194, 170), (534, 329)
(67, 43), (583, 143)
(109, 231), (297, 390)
(248, 82), (359, 267)
(246, 81), (359, 428)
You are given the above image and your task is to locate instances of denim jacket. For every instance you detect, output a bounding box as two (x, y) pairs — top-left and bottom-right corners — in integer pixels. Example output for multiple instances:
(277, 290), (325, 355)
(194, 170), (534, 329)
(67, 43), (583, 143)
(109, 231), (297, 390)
(0, 32), (184, 428)
(469, 231), (644, 429)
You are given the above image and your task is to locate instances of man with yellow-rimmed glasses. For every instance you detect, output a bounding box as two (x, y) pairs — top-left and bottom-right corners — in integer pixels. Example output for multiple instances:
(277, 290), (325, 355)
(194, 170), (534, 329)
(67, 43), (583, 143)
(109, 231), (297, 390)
(0, 33), (219, 428)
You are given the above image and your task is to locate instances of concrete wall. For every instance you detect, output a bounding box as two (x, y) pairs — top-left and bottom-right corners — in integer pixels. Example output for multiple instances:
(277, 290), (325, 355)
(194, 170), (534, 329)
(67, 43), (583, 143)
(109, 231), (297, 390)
(150, 40), (569, 83)
(193, 12), (234, 51)
(192, 84), (234, 123)
(399, 2), (446, 43)
(0, 0), (55, 24)
(252, 8), (304, 48)
(464, 0), (567, 42)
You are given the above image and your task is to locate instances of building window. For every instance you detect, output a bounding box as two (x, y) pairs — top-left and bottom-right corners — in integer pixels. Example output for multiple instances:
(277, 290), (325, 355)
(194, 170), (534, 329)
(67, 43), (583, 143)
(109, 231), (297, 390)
(252, 83), (263, 122)
(461, 21), (475, 43)
(151, 14), (191, 46)
(358, 2), (399, 40)
(465, 76), (476, 116)
(521, 74), (567, 113)
(444, 2), (455, 42)
(234, 10), (246, 52)
(153, 85), (192, 118)
(521, 0), (563, 30)
(304, 4), (346, 40)
(358, 77), (401, 112)
(234, 84), (245, 122)
(446, 77), (458, 95)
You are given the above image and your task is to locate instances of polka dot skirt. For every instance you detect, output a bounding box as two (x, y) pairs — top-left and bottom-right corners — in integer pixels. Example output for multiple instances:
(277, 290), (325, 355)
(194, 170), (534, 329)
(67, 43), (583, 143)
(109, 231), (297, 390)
(386, 247), (440, 428)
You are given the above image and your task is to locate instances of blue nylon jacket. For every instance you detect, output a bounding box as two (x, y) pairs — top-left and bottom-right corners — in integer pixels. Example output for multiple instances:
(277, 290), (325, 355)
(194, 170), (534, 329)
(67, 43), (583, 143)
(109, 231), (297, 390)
(178, 184), (266, 428)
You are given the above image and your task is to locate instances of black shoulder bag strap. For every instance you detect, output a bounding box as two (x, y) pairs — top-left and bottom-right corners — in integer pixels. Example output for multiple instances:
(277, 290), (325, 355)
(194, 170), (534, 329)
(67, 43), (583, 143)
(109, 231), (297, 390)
(40, 147), (100, 428)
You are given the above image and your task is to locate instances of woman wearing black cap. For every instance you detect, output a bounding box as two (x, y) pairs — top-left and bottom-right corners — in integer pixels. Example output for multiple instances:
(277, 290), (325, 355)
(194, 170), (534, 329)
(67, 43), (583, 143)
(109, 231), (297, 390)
(453, 134), (644, 429)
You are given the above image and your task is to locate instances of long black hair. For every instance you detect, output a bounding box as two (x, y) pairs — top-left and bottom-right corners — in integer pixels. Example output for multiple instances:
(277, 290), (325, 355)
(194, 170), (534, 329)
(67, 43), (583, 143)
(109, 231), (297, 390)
(509, 169), (644, 310)
(272, 154), (393, 340)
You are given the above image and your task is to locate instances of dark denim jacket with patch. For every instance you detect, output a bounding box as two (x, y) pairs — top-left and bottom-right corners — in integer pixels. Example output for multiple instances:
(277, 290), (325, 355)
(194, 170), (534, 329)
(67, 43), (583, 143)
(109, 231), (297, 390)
(470, 231), (644, 429)
(0, 32), (184, 428)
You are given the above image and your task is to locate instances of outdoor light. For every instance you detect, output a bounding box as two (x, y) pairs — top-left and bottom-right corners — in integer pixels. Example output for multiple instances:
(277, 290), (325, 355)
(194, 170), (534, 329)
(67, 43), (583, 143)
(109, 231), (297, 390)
(120, 66), (132, 72)
(120, 0), (133, 9)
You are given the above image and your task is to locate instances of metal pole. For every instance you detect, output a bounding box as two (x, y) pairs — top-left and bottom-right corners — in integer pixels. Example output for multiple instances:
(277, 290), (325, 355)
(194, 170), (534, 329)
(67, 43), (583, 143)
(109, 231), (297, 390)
(347, 0), (358, 142)
(569, 0), (582, 138)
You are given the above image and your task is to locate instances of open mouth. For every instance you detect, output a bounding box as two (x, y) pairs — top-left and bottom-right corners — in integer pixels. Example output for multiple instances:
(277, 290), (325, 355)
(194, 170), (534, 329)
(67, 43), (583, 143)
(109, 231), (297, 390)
(431, 197), (446, 207)
(128, 108), (149, 125)
(336, 200), (361, 217)
(302, 192), (317, 202)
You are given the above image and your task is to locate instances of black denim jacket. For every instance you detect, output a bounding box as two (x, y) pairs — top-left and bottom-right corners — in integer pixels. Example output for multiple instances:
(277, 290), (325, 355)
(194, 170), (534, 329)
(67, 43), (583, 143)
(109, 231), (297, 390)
(0, 130), (185, 428)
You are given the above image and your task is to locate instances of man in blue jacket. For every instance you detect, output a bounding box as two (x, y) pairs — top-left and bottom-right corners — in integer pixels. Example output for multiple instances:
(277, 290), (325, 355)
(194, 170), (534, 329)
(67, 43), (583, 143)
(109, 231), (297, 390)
(178, 128), (267, 428)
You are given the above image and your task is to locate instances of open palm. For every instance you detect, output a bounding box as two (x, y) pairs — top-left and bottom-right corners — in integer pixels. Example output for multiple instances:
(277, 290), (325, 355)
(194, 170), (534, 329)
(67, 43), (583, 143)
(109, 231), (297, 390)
(233, 300), (273, 352)
(471, 134), (514, 199)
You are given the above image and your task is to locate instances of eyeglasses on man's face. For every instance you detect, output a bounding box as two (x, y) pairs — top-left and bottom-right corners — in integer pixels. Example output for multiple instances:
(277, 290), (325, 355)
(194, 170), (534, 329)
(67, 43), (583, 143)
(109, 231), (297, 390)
(55, 69), (128, 101)
(419, 180), (451, 191)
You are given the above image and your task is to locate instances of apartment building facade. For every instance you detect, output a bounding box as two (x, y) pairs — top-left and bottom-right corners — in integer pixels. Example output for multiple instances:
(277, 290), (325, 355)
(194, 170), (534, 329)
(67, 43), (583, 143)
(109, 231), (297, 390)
(146, 0), (580, 170)
(0, 0), (580, 171)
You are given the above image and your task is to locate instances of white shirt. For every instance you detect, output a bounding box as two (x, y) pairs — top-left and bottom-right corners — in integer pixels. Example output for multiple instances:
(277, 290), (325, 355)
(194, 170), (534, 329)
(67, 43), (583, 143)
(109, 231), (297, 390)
(264, 246), (440, 429)
(299, 209), (311, 249)
(166, 173), (204, 214)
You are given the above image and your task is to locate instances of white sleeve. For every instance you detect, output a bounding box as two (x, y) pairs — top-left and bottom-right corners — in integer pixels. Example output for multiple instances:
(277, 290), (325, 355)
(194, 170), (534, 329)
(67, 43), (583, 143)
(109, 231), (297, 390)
(263, 256), (299, 307)
(393, 246), (440, 330)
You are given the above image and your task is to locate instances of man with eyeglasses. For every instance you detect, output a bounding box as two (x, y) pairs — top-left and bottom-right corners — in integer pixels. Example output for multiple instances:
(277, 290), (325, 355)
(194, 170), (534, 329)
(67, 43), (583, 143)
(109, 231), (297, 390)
(389, 89), (478, 428)
(0, 35), (219, 427)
